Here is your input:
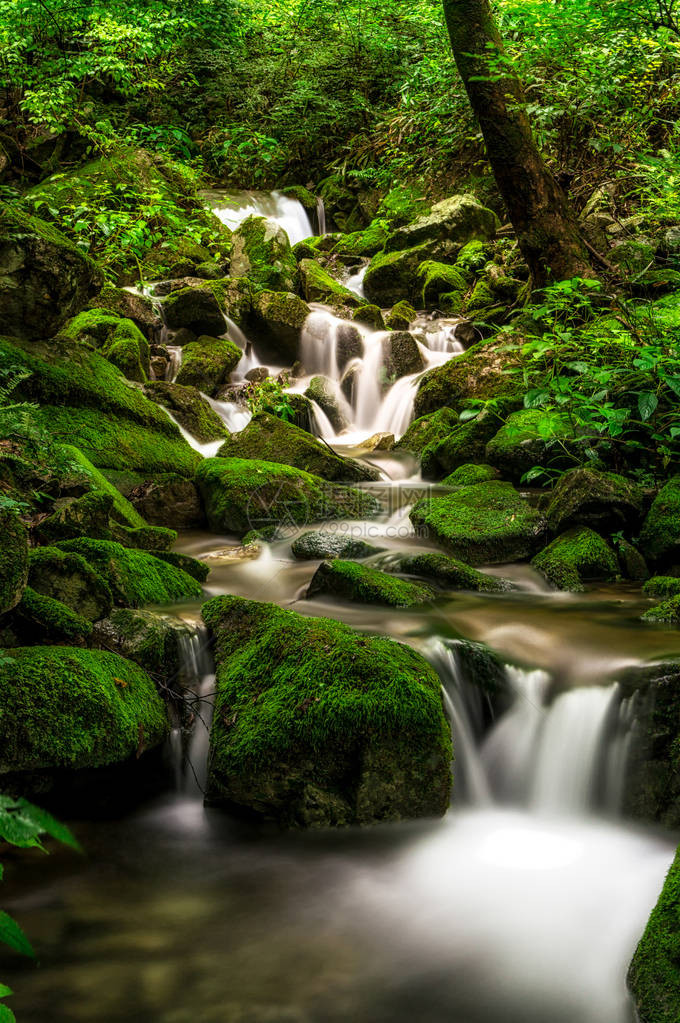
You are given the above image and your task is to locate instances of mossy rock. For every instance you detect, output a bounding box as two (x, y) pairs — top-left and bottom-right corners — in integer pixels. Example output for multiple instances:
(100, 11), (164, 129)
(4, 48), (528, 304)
(628, 845), (680, 1023)
(101, 319), (151, 382)
(128, 473), (205, 530)
(28, 546), (113, 621)
(111, 523), (177, 553)
(230, 215), (299, 292)
(353, 304), (385, 330)
(36, 490), (114, 544)
(395, 407), (459, 457)
(196, 457), (379, 537)
(618, 539), (650, 582)
(92, 608), (197, 681)
(376, 184), (428, 227)
(456, 240), (492, 273)
(644, 577), (680, 600)
(332, 221), (389, 259)
(0, 587), (92, 647)
(307, 559), (435, 607)
(485, 408), (584, 484)
(152, 550), (210, 583)
(163, 286), (226, 336)
(374, 551), (509, 592)
(414, 337), (523, 417)
(410, 481), (547, 566)
(0, 202), (99, 339)
(304, 375), (350, 432)
(442, 463), (500, 486)
(202, 595), (452, 826)
(531, 527), (618, 592)
(89, 285), (158, 337)
(363, 243), (432, 306)
(381, 331), (424, 381)
(0, 646), (169, 774)
(642, 594), (680, 623)
(217, 412), (378, 483)
(546, 467), (646, 536)
(144, 381), (228, 443)
(280, 185), (317, 210)
(0, 509), (28, 615)
(298, 259), (361, 309)
(422, 407), (507, 480)
(417, 261), (468, 308)
(640, 477), (680, 568)
(385, 195), (499, 254)
(59, 445), (146, 528)
(54, 539), (202, 608)
(174, 334), (241, 396)
(248, 290), (311, 361)
(385, 300), (417, 331)
(291, 530), (385, 560)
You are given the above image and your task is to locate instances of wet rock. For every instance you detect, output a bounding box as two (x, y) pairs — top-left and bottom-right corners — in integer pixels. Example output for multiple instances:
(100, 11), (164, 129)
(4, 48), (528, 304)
(395, 407), (459, 457)
(245, 366), (269, 383)
(360, 432), (394, 451)
(639, 477), (680, 569)
(291, 530), (385, 560)
(384, 194), (499, 254)
(202, 594), (451, 826)
(352, 304), (385, 330)
(545, 467), (646, 536)
(230, 216), (299, 292)
(143, 381), (228, 443)
(35, 490), (114, 543)
(28, 545), (113, 621)
(150, 355), (169, 379)
(0, 509), (29, 614)
(170, 327), (197, 346)
(363, 243), (432, 306)
(163, 286), (226, 336)
(441, 463), (500, 486)
(128, 474), (205, 530)
(307, 559), (435, 607)
(385, 300), (417, 330)
(335, 323), (364, 369)
(531, 527), (618, 591)
(249, 290), (311, 362)
(153, 550), (209, 583)
(89, 285), (159, 337)
(410, 481), (548, 566)
(304, 375), (350, 432)
(417, 261), (468, 307)
(92, 608), (196, 680)
(414, 338), (522, 417)
(298, 259), (361, 309)
(175, 335), (242, 396)
(485, 409), (585, 483)
(0, 586), (92, 647)
(422, 406), (508, 480)
(380, 331), (424, 380)
(375, 551), (510, 592)
(58, 310), (151, 382)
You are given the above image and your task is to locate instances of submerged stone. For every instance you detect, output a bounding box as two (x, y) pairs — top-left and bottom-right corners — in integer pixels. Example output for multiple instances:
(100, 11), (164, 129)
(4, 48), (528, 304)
(202, 595), (451, 826)
(307, 559), (435, 607)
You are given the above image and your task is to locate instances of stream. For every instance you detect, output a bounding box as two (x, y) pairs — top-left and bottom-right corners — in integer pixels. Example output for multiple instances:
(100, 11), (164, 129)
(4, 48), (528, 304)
(2, 191), (678, 1023)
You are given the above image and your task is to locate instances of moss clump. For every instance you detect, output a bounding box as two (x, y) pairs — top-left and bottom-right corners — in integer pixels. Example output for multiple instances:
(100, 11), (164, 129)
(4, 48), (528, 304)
(144, 381), (227, 443)
(546, 467), (646, 535)
(0, 646), (169, 773)
(385, 300), (417, 331)
(112, 523), (177, 552)
(307, 559), (435, 607)
(163, 286), (227, 336)
(639, 477), (680, 568)
(385, 195), (499, 253)
(417, 260), (468, 307)
(201, 595), (452, 826)
(36, 490), (114, 543)
(456, 240), (492, 273)
(92, 608), (193, 679)
(0, 509), (28, 615)
(230, 215), (299, 292)
(413, 338), (523, 417)
(422, 408), (506, 480)
(375, 551), (509, 592)
(644, 577), (680, 600)
(442, 463), (500, 486)
(152, 550), (210, 582)
(628, 845), (680, 1023)
(57, 308), (123, 347)
(60, 311), (150, 381)
(353, 304), (385, 330)
(217, 412), (378, 483)
(196, 457), (380, 537)
(333, 221), (389, 258)
(363, 243), (432, 306)
(1, 586), (93, 646)
(28, 546), (113, 621)
(298, 259), (361, 308)
(395, 407), (459, 457)
(175, 335), (241, 396)
(532, 527), (618, 592)
(59, 445), (147, 527)
(53, 538), (201, 608)
(291, 530), (384, 560)
(642, 594), (680, 623)
(485, 408), (582, 484)
(410, 481), (548, 566)
(249, 290), (311, 361)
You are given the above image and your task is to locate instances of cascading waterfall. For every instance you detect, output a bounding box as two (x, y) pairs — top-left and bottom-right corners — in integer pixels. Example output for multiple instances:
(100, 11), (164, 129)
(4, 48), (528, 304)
(346, 264), (367, 297)
(164, 345), (182, 381)
(167, 623), (217, 798)
(206, 189), (315, 245)
(315, 195), (327, 236)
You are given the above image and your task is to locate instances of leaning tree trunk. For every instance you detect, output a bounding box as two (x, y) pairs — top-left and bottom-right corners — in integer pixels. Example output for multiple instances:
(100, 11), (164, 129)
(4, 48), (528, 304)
(442, 0), (592, 286)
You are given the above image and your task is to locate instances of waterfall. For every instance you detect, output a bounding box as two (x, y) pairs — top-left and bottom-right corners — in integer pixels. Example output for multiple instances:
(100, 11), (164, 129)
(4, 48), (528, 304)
(207, 190), (314, 245)
(315, 195), (327, 236)
(346, 265), (367, 298)
(166, 624), (217, 799)
(165, 345), (182, 381)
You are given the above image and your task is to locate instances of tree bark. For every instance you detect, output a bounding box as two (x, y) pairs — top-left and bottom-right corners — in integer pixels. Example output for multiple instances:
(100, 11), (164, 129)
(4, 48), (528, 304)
(442, 0), (592, 286)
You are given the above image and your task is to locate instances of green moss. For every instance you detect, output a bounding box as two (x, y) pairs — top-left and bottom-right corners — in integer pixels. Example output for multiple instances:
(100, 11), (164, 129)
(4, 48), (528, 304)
(642, 594), (680, 623)
(395, 407), (460, 457)
(385, 300), (417, 330)
(0, 646), (169, 773)
(101, 319), (150, 382)
(230, 215), (299, 292)
(162, 286), (227, 336)
(59, 445), (147, 527)
(417, 260), (468, 307)
(363, 243), (432, 306)
(153, 550), (210, 582)
(54, 538), (202, 607)
(307, 559), (435, 607)
(422, 410), (505, 480)
(353, 304), (386, 330)
(57, 309), (122, 347)
(640, 477), (680, 568)
(201, 595), (451, 825)
(92, 608), (190, 678)
(628, 845), (680, 1023)
(144, 381), (228, 443)
(333, 220), (389, 258)
(644, 577), (680, 600)
(112, 523), (177, 552)
(196, 456), (380, 536)
(413, 338), (523, 417)
(376, 551), (509, 592)
(410, 480), (547, 566)
(175, 334), (241, 396)
(249, 290), (311, 361)
(36, 490), (113, 543)
(486, 408), (582, 483)
(532, 527), (618, 591)
(438, 289), (467, 315)
(376, 185), (428, 227)
(7, 586), (93, 645)
(218, 412), (378, 483)
(280, 185), (317, 210)
(298, 258), (361, 308)
(456, 240), (492, 273)
(28, 545), (113, 621)
(442, 463), (499, 486)
(0, 509), (28, 615)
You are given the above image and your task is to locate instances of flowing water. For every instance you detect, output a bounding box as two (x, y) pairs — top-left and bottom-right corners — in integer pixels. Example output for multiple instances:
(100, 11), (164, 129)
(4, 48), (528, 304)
(3, 198), (679, 1023)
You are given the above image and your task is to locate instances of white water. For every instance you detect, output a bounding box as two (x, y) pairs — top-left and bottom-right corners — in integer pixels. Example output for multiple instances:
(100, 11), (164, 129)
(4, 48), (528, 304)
(346, 264), (367, 297)
(208, 189), (315, 245)
(164, 345), (182, 381)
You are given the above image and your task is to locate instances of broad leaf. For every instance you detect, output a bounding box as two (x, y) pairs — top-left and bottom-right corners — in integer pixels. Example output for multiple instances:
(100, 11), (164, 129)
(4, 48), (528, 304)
(0, 913), (34, 958)
(638, 391), (658, 422)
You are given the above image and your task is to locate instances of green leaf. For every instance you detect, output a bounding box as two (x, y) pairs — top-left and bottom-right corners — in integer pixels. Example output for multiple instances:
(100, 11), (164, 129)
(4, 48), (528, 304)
(0, 1002), (16, 1023)
(0, 912), (34, 958)
(0, 985), (12, 998)
(638, 391), (658, 422)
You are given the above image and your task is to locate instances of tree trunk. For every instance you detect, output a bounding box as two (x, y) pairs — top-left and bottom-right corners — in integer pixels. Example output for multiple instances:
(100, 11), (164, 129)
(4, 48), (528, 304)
(442, 0), (592, 286)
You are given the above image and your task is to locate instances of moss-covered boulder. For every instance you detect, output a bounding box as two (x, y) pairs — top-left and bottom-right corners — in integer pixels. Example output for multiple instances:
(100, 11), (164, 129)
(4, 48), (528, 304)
(332, 221), (390, 259)
(410, 481), (547, 566)
(640, 478), (680, 569)
(28, 546), (113, 621)
(0, 203), (99, 339)
(545, 467), (646, 536)
(381, 331), (424, 380)
(152, 550), (209, 583)
(642, 595), (680, 623)
(363, 243), (432, 306)
(531, 527), (618, 591)
(143, 381), (228, 443)
(248, 290), (311, 361)
(163, 286), (226, 336)
(0, 509), (29, 615)
(304, 375), (350, 432)
(58, 310), (151, 381)
(0, 587), (92, 647)
(92, 608), (197, 680)
(414, 338), (522, 417)
(622, 661), (680, 827)
(202, 595), (452, 825)
(422, 408), (506, 480)
(196, 457), (379, 537)
(230, 216), (299, 292)
(217, 412), (378, 482)
(375, 551), (509, 592)
(417, 261), (468, 308)
(291, 530), (385, 560)
(394, 407), (459, 457)
(89, 285), (158, 337)
(385, 300), (417, 331)
(36, 490), (114, 543)
(128, 473), (205, 529)
(644, 577), (680, 600)
(628, 845), (680, 1023)
(59, 445), (147, 528)
(298, 259), (361, 308)
(353, 303), (385, 330)
(54, 538), (202, 608)
(307, 559), (435, 607)
(111, 523), (177, 553)
(174, 335), (241, 396)
(385, 195), (499, 254)
(485, 409), (583, 483)
(0, 646), (169, 775)
(442, 463), (500, 486)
